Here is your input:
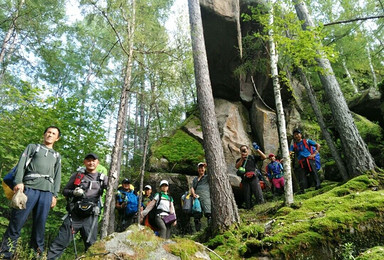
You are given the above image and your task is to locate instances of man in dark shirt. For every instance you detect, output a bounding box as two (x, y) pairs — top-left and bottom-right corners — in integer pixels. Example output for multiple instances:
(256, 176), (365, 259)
(47, 153), (108, 260)
(0, 126), (61, 259)
(236, 144), (267, 209)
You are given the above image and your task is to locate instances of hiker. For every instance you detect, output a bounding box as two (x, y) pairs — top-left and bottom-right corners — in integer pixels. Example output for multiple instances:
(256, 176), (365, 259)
(190, 162), (211, 232)
(290, 129), (321, 193)
(141, 185), (153, 209)
(267, 153), (285, 195)
(115, 178), (138, 231)
(141, 180), (177, 239)
(0, 126), (61, 259)
(235, 144), (267, 209)
(47, 153), (108, 260)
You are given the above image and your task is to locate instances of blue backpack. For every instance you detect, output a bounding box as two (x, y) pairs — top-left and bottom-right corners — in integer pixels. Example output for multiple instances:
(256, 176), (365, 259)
(124, 191), (138, 216)
(2, 144), (42, 190)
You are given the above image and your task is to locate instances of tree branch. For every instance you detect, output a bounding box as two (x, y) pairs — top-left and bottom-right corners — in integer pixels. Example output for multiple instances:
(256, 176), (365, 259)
(323, 15), (384, 27)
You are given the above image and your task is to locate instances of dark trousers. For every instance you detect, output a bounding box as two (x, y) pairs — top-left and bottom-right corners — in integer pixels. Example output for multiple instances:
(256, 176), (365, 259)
(242, 177), (264, 209)
(47, 213), (98, 260)
(296, 159), (321, 192)
(155, 215), (172, 239)
(0, 188), (52, 259)
(193, 212), (211, 232)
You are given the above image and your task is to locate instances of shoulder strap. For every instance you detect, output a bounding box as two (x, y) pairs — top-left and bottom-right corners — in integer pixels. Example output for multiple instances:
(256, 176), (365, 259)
(303, 139), (314, 154)
(155, 192), (162, 208)
(25, 144), (40, 168)
(242, 156), (248, 167)
(73, 172), (85, 186)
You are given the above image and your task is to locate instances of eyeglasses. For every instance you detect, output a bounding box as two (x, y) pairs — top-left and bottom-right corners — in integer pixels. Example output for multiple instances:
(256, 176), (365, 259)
(241, 149), (247, 153)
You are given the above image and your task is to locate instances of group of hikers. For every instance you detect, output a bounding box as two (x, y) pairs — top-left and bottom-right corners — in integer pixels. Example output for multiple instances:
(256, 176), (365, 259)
(0, 126), (321, 259)
(235, 128), (321, 209)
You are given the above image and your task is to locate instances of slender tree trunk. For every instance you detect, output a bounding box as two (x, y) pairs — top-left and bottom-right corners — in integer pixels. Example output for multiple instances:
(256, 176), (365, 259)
(188, 0), (240, 231)
(342, 59), (358, 93)
(101, 0), (137, 238)
(134, 92), (139, 152)
(297, 68), (349, 181)
(267, 3), (294, 205)
(366, 45), (377, 89)
(293, 0), (376, 177)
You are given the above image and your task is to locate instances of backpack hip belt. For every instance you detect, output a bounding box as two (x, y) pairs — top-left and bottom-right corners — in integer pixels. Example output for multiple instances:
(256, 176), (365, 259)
(23, 172), (54, 183)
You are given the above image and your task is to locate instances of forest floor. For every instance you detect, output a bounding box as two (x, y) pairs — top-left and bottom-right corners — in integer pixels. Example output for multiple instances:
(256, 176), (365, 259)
(190, 173), (384, 260)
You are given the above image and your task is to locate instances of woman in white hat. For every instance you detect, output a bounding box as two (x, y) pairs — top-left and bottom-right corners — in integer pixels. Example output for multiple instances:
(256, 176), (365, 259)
(140, 180), (176, 238)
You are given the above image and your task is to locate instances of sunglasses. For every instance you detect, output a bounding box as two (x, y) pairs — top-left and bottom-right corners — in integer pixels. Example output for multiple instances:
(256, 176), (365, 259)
(241, 149), (247, 153)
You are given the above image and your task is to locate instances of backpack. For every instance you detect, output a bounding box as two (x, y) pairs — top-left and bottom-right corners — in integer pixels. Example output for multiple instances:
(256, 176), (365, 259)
(181, 191), (193, 214)
(68, 171), (105, 217)
(293, 139), (321, 171)
(124, 191), (138, 216)
(2, 144), (42, 200)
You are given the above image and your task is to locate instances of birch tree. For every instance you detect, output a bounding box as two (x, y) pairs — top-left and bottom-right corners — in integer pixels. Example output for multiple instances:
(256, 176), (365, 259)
(188, 0), (240, 231)
(267, 2), (294, 204)
(292, 0), (376, 176)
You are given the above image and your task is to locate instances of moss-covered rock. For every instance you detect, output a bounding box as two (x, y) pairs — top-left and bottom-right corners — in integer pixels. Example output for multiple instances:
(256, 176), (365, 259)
(149, 129), (205, 174)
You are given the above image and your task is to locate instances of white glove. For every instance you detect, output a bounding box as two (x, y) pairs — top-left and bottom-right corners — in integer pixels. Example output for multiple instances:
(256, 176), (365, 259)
(73, 187), (85, 197)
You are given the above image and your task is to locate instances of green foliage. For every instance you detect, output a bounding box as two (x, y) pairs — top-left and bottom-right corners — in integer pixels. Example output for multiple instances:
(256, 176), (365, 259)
(239, 3), (338, 80)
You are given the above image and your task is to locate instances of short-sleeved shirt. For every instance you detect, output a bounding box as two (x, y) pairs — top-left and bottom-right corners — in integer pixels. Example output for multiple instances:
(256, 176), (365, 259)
(154, 192), (173, 215)
(290, 139), (317, 160)
(236, 155), (259, 173)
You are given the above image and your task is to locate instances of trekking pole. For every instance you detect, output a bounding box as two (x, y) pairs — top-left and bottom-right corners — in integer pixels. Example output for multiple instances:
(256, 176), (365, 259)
(69, 214), (78, 258)
(86, 206), (100, 244)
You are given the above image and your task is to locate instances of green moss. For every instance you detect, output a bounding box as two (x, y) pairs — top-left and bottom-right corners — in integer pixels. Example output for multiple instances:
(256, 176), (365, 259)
(356, 246), (384, 260)
(165, 238), (201, 260)
(150, 129), (205, 172)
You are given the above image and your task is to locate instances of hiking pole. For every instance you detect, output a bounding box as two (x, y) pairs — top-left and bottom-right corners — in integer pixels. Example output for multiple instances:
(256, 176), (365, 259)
(68, 214), (78, 258)
(86, 206), (100, 244)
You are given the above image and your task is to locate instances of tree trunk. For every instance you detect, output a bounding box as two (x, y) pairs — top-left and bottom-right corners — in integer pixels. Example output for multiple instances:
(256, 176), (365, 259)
(267, 3), (294, 205)
(101, 0), (137, 239)
(293, 0), (376, 177)
(297, 68), (349, 181)
(366, 45), (377, 89)
(342, 59), (358, 94)
(188, 0), (240, 231)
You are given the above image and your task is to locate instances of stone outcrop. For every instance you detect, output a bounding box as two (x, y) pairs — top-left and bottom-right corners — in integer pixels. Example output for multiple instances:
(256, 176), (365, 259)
(349, 88), (383, 127)
(84, 225), (211, 259)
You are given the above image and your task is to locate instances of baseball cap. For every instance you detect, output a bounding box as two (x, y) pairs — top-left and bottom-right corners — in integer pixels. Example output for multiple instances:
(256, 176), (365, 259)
(84, 153), (98, 160)
(122, 178), (130, 184)
(269, 153), (275, 158)
(197, 162), (206, 167)
(159, 180), (169, 186)
(293, 129), (302, 134)
(144, 185), (152, 190)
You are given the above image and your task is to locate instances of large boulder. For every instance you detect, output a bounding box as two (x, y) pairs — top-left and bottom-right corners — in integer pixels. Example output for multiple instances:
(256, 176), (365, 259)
(84, 225), (212, 259)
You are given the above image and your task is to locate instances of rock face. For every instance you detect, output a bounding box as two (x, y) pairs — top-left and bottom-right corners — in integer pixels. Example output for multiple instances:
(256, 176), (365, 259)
(199, 0), (242, 101)
(349, 88), (383, 127)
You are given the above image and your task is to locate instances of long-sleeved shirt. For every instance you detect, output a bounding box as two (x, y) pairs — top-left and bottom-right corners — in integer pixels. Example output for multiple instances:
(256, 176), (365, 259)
(15, 143), (61, 197)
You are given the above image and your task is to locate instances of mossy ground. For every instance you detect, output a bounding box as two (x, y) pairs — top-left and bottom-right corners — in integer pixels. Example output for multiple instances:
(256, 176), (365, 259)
(202, 173), (384, 259)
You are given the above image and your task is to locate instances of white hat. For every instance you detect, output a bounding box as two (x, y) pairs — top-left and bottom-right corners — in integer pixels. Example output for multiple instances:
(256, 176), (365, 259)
(144, 185), (152, 190)
(159, 180), (169, 186)
(197, 162), (206, 167)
